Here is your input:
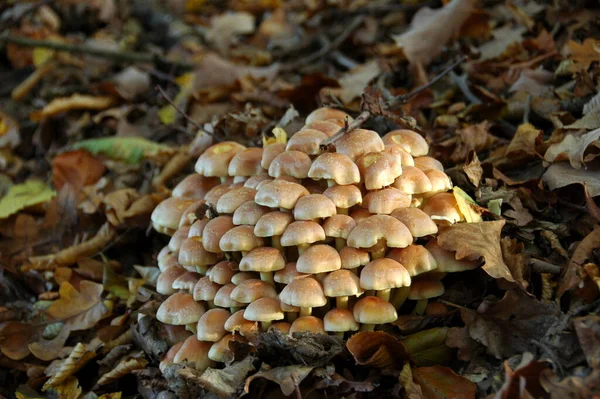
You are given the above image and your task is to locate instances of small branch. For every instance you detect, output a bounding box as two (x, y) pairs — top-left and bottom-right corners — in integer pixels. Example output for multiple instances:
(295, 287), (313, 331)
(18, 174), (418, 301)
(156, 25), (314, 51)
(530, 258), (561, 275)
(321, 110), (371, 147)
(450, 70), (481, 105)
(156, 85), (209, 134)
(0, 34), (194, 70)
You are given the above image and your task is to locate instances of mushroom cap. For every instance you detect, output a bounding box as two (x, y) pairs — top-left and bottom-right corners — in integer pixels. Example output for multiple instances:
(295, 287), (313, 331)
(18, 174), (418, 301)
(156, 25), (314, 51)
(197, 308), (231, 342)
(195, 141), (247, 177)
(323, 214), (357, 239)
(407, 279), (445, 300)
(157, 292), (206, 325)
(424, 170), (453, 195)
(382, 130), (429, 156)
(293, 194), (337, 220)
(224, 309), (258, 337)
(425, 240), (480, 272)
(281, 221), (326, 247)
(254, 211), (294, 237)
(390, 207), (438, 237)
(335, 129), (385, 161)
(324, 308), (359, 332)
(414, 156), (444, 172)
(347, 215), (412, 249)
(173, 336), (215, 372)
(216, 187), (257, 214)
(383, 145), (415, 167)
(339, 246), (370, 270)
(308, 153), (360, 185)
(268, 151), (312, 179)
(261, 143), (286, 170)
(193, 276), (221, 301)
(220, 225), (264, 252)
(209, 261), (237, 285)
(360, 258), (411, 290)
(363, 187), (411, 215)
(187, 218), (208, 238)
(214, 284), (243, 308)
(322, 269), (362, 297)
(232, 201), (269, 226)
(349, 208), (372, 223)
(231, 272), (258, 285)
(286, 129), (328, 155)
(274, 262), (309, 284)
(244, 297), (285, 322)
(160, 341), (184, 373)
(280, 277), (327, 308)
(179, 236), (220, 270)
(239, 246), (285, 273)
(203, 216), (235, 253)
(289, 316), (325, 334)
(387, 245), (438, 277)
(157, 266), (186, 295)
(209, 333), (234, 362)
(255, 179), (310, 209)
(421, 193), (463, 224)
(176, 199), (208, 229)
(269, 322), (291, 334)
(392, 166), (433, 195)
(278, 294), (301, 312)
(356, 152), (403, 190)
(231, 279), (278, 303)
(203, 182), (235, 205)
(152, 197), (196, 234)
(323, 184), (362, 209)
(172, 272), (201, 293)
(296, 244), (341, 274)
(173, 174), (221, 200)
(305, 107), (352, 124)
(353, 296), (398, 324)
(244, 175), (272, 189)
(304, 121), (341, 137)
(228, 147), (264, 177)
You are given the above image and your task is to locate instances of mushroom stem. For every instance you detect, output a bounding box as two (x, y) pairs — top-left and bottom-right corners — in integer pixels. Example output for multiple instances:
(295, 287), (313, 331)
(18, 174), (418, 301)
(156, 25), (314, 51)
(327, 179), (336, 188)
(335, 238), (345, 251)
(360, 324), (375, 332)
(333, 331), (344, 338)
(271, 235), (282, 251)
(186, 323), (197, 334)
(336, 296), (349, 309)
(196, 265), (210, 275)
(261, 321), (272, 331)
(207, 300), (215, 309)
(412, 299), (428, 315)
(230, 307), (241, 314)
(298, 243), (310, 255)
(220, 177), (228, 184)
(336, 207), (348, 215)
(287, 312), (298, 322)
(377, 289), (391, 302)
(260, 271), (275, 286)
(315, 272), (326, 283)
(241, 251), (248, 257)
(371, 248), (386, 259)
(391, 287), (409, 309)
(300, 307), (312, 317)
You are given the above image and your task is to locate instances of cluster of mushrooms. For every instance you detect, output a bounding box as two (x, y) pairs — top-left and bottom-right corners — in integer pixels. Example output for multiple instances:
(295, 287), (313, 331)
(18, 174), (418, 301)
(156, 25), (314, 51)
(150, 107), (480, 373)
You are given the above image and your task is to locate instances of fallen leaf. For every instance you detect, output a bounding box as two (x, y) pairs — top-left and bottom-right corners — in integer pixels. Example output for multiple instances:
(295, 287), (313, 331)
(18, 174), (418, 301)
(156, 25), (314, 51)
(73, 137), (175, 165)
(192, 356), (255, 398)
(437, 220), (514, 282)
(31, 94), (115, 120)
(112, 67), (150, 100)
(478, 25), (526, 60)
(0, 180), (56, 219)
(43, 342), (97, 389)
(500, 237), (528, 287)
(452, 187), (483, 223)
(540, 368), (600, 399)
(97, 355), (148, 385)
(412, 365), (476, 399)
(338, 60), (381, 103)
(206, 12), (255, 51)
(505, 123), (544, 160)
(542, 163), (600, 196)
(544, 127), (600, 168)
(558, 226), (600, 297)
(400, 328), (452, 367)
(568, 38), (600, 71)
(346, 331), (410, 369)
(0, 110), (21, 149)
(52, 150), (106, 191)
(462, 151), (483, 187)
(572, 316), (600, 369)
(445, 327), (479, 361)
(451, 121), (498, 163)
(509, 69), (553, 97)
(245, 364), (313, 396)
(492, 352), (550, 399)
(46, 376), (82, 399)
(392, 0), (474, 66)
(0, 322), (43, 360)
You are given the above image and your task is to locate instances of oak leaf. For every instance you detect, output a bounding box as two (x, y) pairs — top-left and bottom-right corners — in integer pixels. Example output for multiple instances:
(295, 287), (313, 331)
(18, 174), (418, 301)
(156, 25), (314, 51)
(558, 226), (600, 298)
(544, 127), (600, 169)
(568, 38), (600, 71)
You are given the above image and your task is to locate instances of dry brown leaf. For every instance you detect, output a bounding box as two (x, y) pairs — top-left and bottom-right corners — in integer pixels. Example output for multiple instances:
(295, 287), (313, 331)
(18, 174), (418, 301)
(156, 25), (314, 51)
(412, 365), (476, 399)
(572, 316), (600, 369)
(509, 69), (553, 97)
(112, 67), (150, 100)
(346, 331), (410, 369)
(445, 327), (479, 362)
(31, 94), (115, 120)
(558, 226), (600, 298)
(43, 343), (97, 389)
(452, 121), (498, 163)
(337, 60), (381, 104)
(568, 38), (600, 71)
(97, 356), (148, 385)
(544, 127), (600, 168)
(492, 353), (550, 399)
(0, 322), (43, 360)
(206, 12), (255, 51)
(244, 364), (313, 396)
(462, 151), (483, 187)
(540, 369), (600, 399)
(52, 150), (106, 191)
(478, 25), (526, 61)
(505, 123), (544, 160)
(46, 375), (82, 399)
(437, 220), (515, 282)
(500, 237), (528, 287)
(392, 0), (474, 66)
(183, 356), (255, 398)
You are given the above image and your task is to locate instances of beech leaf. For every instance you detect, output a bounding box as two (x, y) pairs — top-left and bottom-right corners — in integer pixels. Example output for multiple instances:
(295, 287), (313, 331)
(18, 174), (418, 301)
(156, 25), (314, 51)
(0, 180), (56, 219)
(412, 365), (476, 399)
(73, 137), (175, 165)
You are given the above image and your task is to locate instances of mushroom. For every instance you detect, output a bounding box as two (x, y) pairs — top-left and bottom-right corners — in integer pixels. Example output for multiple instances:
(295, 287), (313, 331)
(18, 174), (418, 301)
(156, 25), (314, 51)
(285, 129), (328, 155)
(322, 269), (362, 309)
(187, 218), (209, 238)
(353, 296), (397, 331)
(197, 308), (231, 342)
(278, 295), (300, 322)
(228, 147), (264, 179)
(280, 221), (326, 255)
(151, 197), (196, 236)
(339, 246), (370, 275)
(408, 278), (445, 315)
(224, 310), (259, 338)
(421, 193), (463, 225)
(289, 316), (325, 334)
(168, 226), (190, 252)
(296, 244), (341, 280)
(305, 107), (352, 124)
(195, 141), (247, 181)
(336, 129), (385, 161)
(209, 261), (237, 285)
(347, 215), (412, 259)
(214, 284), (244, 313)
(304, 120), (342, 137)
(261, 143), (286, 170)
(244, 175), (272, 189)
(254, 211), (294, 251)
(244, 297), (285, 331)
(274, 262), (309, 286)
(324, 308), (359, 337)
(391, 166), (432, 195)
(239, 246), (285, 285)
(269, 322), (292, 334)
(383, 145), (415, 167)
(413, 156), (444, 172)
(219, 225), (264, 257)
(216, 187), (257, 214)
(209, 333), (234, 363)
(193, 277), (221, 308)
(362, 187), (411, 215)
(255, 179), (309, 210)
(382, 130), (429, 156)
(172, 174), (220, 200)
(387, 244), (438, 308)
(268, 151), (312, 179)
(280, 277), (327, 317)
(157, 292), (206, 327)
(308, 153), (360, 186)
(230, 279), (277, 303)
(160, 341), (184, 373)
(231, 271), (259, 285)
(423, 170), (453, 197)
(157, 266), (186, 295)
(323, 184), (362, 215)
(172, 271), (201, 293)
(356, 152), (403, 190)
(390, 207), (438, 238)
(173, 336), (215, 372)
(179, 236), (220, 274)
(323, 214), (356, 250)
(202, 216), (235, 253)
(293, 194), (337, 222)
(204, 182), (235, 205)
(360, 258), (411, 302)
(232, 201), (269, 226)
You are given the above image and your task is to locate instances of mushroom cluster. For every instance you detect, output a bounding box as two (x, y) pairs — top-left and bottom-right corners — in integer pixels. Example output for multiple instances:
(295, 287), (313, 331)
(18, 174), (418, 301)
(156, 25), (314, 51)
(150, 107), (479, 373)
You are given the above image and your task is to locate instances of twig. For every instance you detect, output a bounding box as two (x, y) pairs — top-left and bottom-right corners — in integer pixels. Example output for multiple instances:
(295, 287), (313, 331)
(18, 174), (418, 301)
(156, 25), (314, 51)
(321, 110), (371, 147)
(0, 34), (194, 70)
(155, 85), (211, 135)
(450, 71), (481, 105)
(530, 258), (561, 275)
(523, 94), (532, 124)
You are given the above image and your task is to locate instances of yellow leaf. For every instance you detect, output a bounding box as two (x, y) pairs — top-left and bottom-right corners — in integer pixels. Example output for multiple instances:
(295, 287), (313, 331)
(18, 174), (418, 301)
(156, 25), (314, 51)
(262, 126), (288, 147)
(33, 47), (55, 67)
(159, 73), (195, 125)
(31, 94), (114, 120)
(43, 343), (97, 390)
(0, 180), (56, 219)
(99, 393), (122, 399)
(48, 376), (81, 399)
(452, 187), (482, 223)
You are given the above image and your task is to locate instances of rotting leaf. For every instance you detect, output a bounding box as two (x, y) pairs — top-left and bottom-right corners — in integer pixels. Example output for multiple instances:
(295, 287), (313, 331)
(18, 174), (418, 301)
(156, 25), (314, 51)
(539, 368), (600, 399)
(492, 352), (550, 399)
(544, 127), (600, 169)
(43, 342), (97, 390)
(0, 322), (43, 360)
(346, 331), (410, 369)
(400, 328), (452, 367)
(97, 355), (148, 386)
(412, 365), (476, 399)
(73, 137), (175, 165)
(244, 364), (313, 397)
(52, 150), (106, 191)
(0, 180), (56, 219)
(187, 356), (255, 398)
(558, 226), (600, 298)
(572, 315), (600, 369)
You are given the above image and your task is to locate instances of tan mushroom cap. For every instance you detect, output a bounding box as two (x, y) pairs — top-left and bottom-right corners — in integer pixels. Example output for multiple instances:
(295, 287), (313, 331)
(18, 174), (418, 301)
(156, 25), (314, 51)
(323, 215), (356, 239)
(233, 201), (269, 226)
(178, 237), (220, 272)
(424, 170), (453, 194)
(322, 269), (362, 297)
(244, 297), (284, 322)
(158, 250), (179, 272)
(363, 187), (411, 215)
(296, 244), (341, 274)
(169, 226), (190, 252)
(261, 143), (286, 170)
(323, 185), (362, 211)
(268, 151), (312, 179)
(195, 141), (247, 177)
(304, 120), (342, 137)
(408, 279), (445, 300)
(157, 292), (206, 325)
(382, 130), (429, 156)
(157, 266), (186, 295)
(383, 145), (415, 167)
(421, 193), (463, 224)
(231, 272), (259, 285)
(179, 200), (210, 228)
(392, 166), (433, 195)
(279, 295), (300, 312)
(274, 262), (309, 284)
(281, 221), (326, 247)
(269, 322), (291, 334)
(209, 261), (237, 285)
(308, 153), (360, 185)
(188, 218), (208, 238)
(286, 129), (328, 155)
(293, 194), (336, 220)
(244, 175), (272, 189)
(197, 308), (231, 341)
(231, 279), (278, 303)
(173, 336), (215, 372)
(280, 277), (327, 308)
(360, 258), (411, 291)
(214, 284), (243, 308)
(335, 129), (385, 161)
(202, 216), (235, 253)
(204, 182), (234, 205)
(339, 246), (370, 270)
(239, 246), (285, 273)
(324, 308), (359, 332)
(216, 187), (257, 214)
(151, 197), (196, 235)
(173, 174), (221, 200)
(305, 107), (352, 124)
(254, 211), (294, 237)
(349, 208), (373, 223)
(224, 309), (259, 337)
(228, 147), (264, 177)
(160, 341), (184, 373)
(413, 156), (444, 172)
(347, 215), (412, 249)
(353, 296), (398, 324)
(220, 225), (264, 252)
(172, 272), (201, 293)
(209, 333), (234, 362)
(289, 316), (325, 334)
(390, 207), (438, 237)
(255, 179), (310, 209)
(425, 240), (480, 272)
(193, 276), (221, 302)
(387, 245), (438, 276)
(356, 152), (403, 190)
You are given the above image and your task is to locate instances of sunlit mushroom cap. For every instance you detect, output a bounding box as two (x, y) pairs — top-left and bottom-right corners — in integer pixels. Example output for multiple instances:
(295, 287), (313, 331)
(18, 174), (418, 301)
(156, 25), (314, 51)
(261, 143), (286, 170)
(387, 245), (438, 277)
(305, 107), (352, 124)
(244, 297), (284, 322)
(425, 240), (480, 272)
(231, 272), (258, 285)
(281, 221), (326, 247)
(193, 276), (221, 302)
(216, 187), (257, 214)
(347, 215), (412, 249)
(268, 151), (312, 179)
(392, 166), (433, 195)
(293, 194), (336, 220)
(220, 225), (264, 252)
(324, 308), (359, 332)
(204, 182), (235, 205)
(231, 279), (278, 303)
(158, 249), (179, 272)
(408, 279), (445, 300)
(269, 322), (291, 334)
(187, 218), (208, 238)
(197, 308), (231, 342)
(339, 246), (370, 270)
(254, 211), (294, 237)
(209, 333), (234, 362)
(239, 246), (285, 273)
(363, 187), (411, 215)
(335, 129), (384, 161)
(172, 271), (201, 293)
(244, 175), (272, 189)
(296, 244), (341, 274)
(157, 292), (206, 325)
(383, 145), (415, 167)
(308, 153), (360, 185)
(280, 277), (327, 308)
(423, 170), (453, 195)
(413, 156), (444, 172)
(255, 179), (309, 209)
(157, 266), (186, 295)
(286, 129), (328, 155)
(353, 296), (397, 324)
(304, 121), (342, 137)
(323, 215), (356, 239)
(233, 201), (269, 226)
(160, 341), (183, 373)
(356, 152), (403, 190)
(179, 236), (220, 270)
(228, 147), (264, 177)
(194, 141), (246, 177)
(323, 184), (362, 210)
(224, 309), (258, 337)
(382, 130), (429, 156)
(152, 197), (196, 235)
(173, 336), (215, 372)
(169, 226), (190, 252)
(214, 284), (243, 308)
(173, 174), (220, 200)
(322, 269), (362, 297)
(289, 316), (325, 334)
(274, 262), (309, 284)
(209, 261), (237, 285)
(421, 193), (463, 224)
(202, 216), (235, 253)
(360, 258), (411, 290)
(390, 207), (438, 237)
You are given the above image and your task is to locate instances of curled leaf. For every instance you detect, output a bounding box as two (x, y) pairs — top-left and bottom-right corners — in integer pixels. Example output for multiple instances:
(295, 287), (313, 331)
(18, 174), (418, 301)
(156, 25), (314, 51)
(97, 356), (148, 385)
(346, 331), (410, 369)
(73, 137), (175, 165)
(43, 343), (97, 389)
(412, 365), (476, 399)
(32, 94), (115, 120)
(245, 364), (313, 397)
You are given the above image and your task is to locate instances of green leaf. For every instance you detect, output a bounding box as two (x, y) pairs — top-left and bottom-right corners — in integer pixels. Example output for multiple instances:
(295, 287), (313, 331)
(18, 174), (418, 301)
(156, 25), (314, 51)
(0, 180), (56, 219)
(401, 327), (452, 366)
(452, 187), (483, 223)
(72, 137), (173, 164)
